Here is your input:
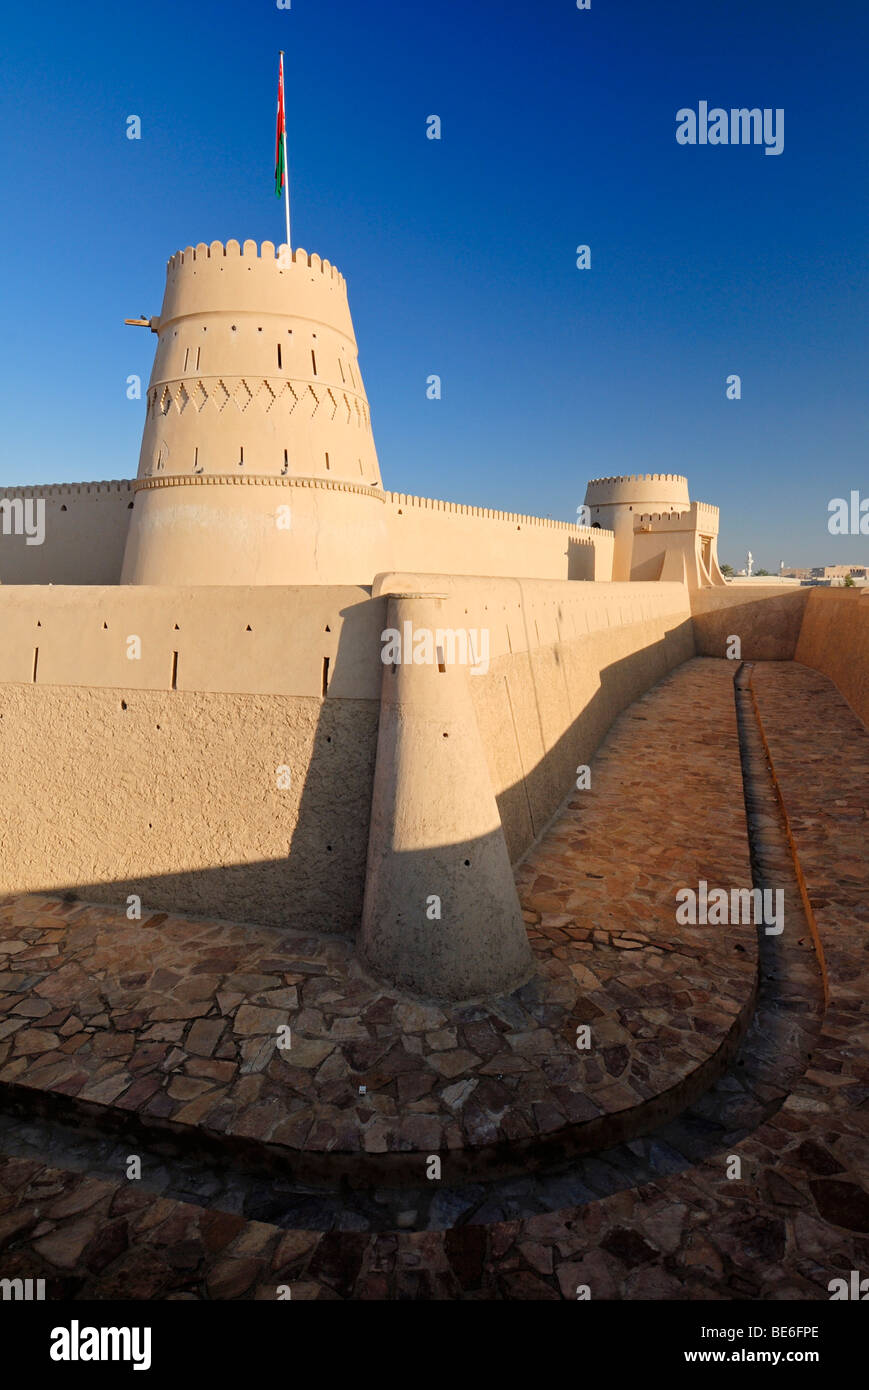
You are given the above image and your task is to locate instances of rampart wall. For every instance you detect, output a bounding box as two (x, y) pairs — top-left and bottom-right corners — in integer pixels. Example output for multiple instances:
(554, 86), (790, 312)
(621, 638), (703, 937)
(0, 578), (693, 931)
(372, 573), (694, 859)
(690, 584), (811, 660)
(383, 494), (612, 581)
(0, 481), (134, 585)
(795, 587), (869, 728)
(0, 480), (615, 585)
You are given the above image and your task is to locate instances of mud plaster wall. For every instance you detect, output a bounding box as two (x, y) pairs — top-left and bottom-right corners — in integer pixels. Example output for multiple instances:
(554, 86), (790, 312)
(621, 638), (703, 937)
(0, 685), (379, 933)
(0, 483), (134, 585)
(0, 477), (613, 587)
(690, 585), (810, 661)
(0, 579), (694, 932)
(795, 588), (869, 729)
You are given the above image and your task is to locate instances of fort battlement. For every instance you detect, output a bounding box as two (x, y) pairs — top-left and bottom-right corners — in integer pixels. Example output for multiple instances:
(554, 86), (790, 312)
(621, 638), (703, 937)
(585, 474), (691, 508)
(0, 481), (135, 585)
(635, 500), (720, 532)
(386, 491), (608, 535)
(636, 510), (687, 524)
(121, 234), (384, 584)
(586, 473), (688, 486)
(167, 241), (346, 290)
(582, 475), (722, 585)
(0, 480), (133, 499)
(157, 242), (352, 336)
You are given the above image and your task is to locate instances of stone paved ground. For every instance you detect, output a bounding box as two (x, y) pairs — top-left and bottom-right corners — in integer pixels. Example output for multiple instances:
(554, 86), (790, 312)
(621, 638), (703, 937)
(0, 659), (866, 1298)
(0, 662), (756, 1173)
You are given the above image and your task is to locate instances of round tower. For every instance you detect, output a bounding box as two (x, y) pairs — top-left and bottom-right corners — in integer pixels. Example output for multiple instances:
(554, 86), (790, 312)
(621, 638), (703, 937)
(121, 239), (387, 585)
(583, 474), (690, 581)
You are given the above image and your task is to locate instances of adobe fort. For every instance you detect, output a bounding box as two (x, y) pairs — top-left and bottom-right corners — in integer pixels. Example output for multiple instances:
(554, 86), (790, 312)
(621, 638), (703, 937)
(0, 235), (866, 1302)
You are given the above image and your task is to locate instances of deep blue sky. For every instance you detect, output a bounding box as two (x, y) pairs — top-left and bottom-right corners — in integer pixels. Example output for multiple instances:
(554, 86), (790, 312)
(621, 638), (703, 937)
(1, 0), (866, 568)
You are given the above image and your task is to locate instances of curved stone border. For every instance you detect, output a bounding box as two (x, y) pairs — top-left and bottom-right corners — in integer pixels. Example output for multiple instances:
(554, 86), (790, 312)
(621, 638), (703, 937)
(0, 663), (759, 1177)
(1, 662), (864, 1297)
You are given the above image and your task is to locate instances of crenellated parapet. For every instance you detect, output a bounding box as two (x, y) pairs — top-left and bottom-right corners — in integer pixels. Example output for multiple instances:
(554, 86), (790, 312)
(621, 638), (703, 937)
(581, 474), (723, 586)
(387, 491), (609, 535)
(122, 237), (385, 584)
(156, 242), (354, 343)
(133, 239), (379, 489)
(0, 481), (135, 585)
(166, 241), (346, 288)
(586, 472), (688, 485)
(584, 473), (690, 510)
(0, 480), (134, 498)
(635, 500), (720, 534)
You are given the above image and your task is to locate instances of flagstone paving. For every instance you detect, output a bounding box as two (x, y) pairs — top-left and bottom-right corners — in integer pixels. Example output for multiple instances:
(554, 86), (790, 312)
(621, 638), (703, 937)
(0, 659), (865, 1298)
(0, 660), (757, 1171)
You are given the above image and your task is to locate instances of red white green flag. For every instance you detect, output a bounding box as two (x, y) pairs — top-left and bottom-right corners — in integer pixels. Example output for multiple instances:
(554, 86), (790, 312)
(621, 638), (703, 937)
(275, 54), (287, 197)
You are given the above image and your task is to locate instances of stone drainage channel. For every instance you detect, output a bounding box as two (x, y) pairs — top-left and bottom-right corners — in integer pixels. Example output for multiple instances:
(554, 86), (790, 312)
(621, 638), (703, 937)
(0, 663), (825, 1232)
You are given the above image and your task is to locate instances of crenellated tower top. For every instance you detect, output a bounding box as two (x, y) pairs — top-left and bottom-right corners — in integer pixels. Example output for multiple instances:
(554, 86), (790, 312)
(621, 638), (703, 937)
(121, 239), (387, 585)
(133, 239), (379, 490)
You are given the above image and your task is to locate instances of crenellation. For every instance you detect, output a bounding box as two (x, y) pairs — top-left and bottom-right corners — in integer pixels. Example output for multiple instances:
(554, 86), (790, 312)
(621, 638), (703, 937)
(383, 489), (602, 532)
(5, 240), (703, 595)
(3, 54), (850, 1287)
(0, 479), (133, 498)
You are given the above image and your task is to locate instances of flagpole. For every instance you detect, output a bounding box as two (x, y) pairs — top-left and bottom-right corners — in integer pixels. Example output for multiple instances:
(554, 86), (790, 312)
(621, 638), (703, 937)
(280, 52), (291, 251)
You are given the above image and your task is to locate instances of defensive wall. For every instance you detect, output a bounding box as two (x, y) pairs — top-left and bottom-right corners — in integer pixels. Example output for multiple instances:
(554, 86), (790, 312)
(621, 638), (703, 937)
(0, 579), (864, 951)
(382, 495), (611, 581)
(690, 583), (811, 660)
(795, 586), (869, 727)
(0, 481), (134, 585)
(0, 480), (612, 585)
(0, 578), (690, 933)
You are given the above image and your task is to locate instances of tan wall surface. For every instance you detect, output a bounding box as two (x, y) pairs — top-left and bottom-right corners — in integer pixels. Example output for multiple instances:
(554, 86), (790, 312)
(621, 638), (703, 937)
(0, 584), (383, 697)
(0, 684), (378, 933)
(0, 482), (134, 585)
(372, 574), (696, 861)
(795, 588), (869, 728)
(0, 578), (694, 931)
(384, 494), (613, 582)
(137, 242), (380, 487)
(2, 475), (615, 587)
(691, 585), (810, 660)
(0, 583), (386, 930)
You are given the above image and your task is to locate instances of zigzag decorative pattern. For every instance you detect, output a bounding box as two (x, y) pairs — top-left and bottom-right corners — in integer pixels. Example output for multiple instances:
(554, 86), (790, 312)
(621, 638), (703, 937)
(146, 378), (371, 430)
